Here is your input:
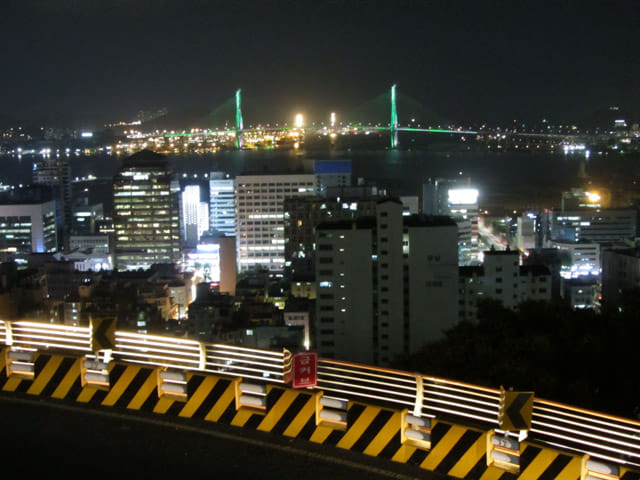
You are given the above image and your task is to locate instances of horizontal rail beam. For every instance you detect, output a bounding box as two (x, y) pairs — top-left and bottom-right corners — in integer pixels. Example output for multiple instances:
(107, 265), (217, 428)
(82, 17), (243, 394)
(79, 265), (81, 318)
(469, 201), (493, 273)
(0, 319), (637, 468)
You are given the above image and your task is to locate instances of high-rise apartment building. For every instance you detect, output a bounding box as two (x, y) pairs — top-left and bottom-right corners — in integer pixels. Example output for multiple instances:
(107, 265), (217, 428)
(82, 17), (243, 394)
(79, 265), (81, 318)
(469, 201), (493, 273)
(283, 194), (380, 277)
(113, 150), (180, 271)
(235, 173), (317, 272)
(314, 199), (459, 365)
(458, 248), (552, 322)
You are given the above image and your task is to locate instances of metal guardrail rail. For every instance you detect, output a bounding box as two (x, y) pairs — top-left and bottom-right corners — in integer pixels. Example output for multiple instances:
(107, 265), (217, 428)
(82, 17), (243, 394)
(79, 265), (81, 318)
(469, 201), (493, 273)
(1, 319), (639, 469)
(422, 376), (501, 427)
(531, 399), (640, 468)
(5, 321), (92, 353)
(204, 343), (285, 382)
(317, 358), (418, 410)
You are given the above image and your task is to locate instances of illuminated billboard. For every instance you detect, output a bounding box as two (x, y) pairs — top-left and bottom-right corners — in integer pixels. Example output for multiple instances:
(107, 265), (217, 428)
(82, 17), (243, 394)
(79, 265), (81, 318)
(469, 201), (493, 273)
(448, 188), (479, 205)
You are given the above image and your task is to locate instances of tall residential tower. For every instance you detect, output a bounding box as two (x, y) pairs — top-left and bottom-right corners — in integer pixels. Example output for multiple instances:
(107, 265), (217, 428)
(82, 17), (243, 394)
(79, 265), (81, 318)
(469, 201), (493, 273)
(314, 199), (459, 365)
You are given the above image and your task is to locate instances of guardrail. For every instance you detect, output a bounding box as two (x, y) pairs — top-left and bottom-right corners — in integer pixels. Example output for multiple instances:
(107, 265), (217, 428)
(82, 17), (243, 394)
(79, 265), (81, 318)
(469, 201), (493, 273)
(1, 319), (639, 470)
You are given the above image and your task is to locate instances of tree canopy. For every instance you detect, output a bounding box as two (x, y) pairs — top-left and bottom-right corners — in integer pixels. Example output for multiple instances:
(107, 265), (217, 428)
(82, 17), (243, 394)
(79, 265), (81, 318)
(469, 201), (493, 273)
(394, 295), (640, 419)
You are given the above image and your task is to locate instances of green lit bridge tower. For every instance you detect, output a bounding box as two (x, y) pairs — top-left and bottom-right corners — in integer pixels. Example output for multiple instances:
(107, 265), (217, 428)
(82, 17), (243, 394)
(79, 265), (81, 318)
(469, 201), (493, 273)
(390, 84), (399, 149)
(235, 89), (244, 150)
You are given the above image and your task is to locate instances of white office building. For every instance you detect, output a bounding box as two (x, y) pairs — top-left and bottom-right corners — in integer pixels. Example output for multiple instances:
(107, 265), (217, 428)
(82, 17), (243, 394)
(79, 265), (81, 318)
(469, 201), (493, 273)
(516, 215), (537, 251)
(549, 209), (637, 245)
(209, 172), (236, 235)
(0, 196), (58, 263)
(550, 240), (601, 279)
(235, 173), (317, 272)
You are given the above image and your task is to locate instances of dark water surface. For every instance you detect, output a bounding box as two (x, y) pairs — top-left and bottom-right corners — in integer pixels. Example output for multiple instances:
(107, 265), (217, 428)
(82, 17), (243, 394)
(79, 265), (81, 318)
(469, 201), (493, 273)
(1, 146), (628, 213)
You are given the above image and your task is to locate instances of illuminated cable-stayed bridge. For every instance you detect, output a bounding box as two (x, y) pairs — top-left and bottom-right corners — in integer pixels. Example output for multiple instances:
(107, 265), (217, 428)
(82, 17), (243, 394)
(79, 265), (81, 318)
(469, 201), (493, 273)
(164, 85), (479, 150)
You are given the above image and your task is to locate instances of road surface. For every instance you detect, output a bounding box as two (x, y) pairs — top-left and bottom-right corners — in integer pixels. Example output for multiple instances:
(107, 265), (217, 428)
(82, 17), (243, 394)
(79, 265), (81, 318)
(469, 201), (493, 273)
(0, 394), (445, 479)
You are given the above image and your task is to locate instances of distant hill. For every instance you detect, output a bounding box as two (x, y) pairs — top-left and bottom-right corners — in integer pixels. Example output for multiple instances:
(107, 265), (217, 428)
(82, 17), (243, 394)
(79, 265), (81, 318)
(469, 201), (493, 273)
(139, 103), (239, 132)
(584, 106), (634, 130)
(137, 107), (201, 131)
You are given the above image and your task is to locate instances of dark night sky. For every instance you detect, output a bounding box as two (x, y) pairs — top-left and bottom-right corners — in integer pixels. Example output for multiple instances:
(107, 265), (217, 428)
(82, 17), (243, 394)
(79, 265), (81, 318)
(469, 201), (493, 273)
(1, 0), (638, 128)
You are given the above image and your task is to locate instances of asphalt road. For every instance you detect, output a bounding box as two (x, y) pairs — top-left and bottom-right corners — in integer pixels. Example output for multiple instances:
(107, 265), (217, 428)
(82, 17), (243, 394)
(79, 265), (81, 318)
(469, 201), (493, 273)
(0, 394), (444, 479)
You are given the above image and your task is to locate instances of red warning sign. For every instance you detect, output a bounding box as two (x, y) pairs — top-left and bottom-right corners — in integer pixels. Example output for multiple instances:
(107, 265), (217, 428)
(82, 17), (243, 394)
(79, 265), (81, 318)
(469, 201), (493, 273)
(291, 352), (318, 389)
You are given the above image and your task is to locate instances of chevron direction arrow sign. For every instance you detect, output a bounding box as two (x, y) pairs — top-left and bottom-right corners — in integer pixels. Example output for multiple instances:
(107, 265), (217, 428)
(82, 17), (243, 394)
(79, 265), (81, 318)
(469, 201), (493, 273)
(499, 389), (534, 431)
(90, 317), (116, 352)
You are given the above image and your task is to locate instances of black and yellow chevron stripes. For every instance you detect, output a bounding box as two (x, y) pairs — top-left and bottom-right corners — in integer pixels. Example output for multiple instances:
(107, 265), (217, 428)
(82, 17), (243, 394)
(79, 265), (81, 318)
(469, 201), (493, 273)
(0, 348), (636, 480)
(621, 470), (640, 480)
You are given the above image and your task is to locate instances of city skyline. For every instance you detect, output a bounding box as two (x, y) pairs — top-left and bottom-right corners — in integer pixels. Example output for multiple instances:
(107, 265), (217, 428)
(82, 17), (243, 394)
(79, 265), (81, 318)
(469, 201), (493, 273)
(1, 1), (640, 468)
(1, 0), (638, 128)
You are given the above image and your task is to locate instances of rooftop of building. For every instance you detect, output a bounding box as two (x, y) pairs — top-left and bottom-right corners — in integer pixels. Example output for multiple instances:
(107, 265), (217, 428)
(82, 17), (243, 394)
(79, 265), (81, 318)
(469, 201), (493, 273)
(137, 282), (168, 295)
(114, 269), (157, 282)
(316, 212), (456, 231)
(562, 275), (600, 286)
(325, 184), (381, 200)
(520, 264), (551, 276)
(283, 194), (383, 205)
(376, 197), (403, 206)
(458, 264), (550, 277)
(235, 171), (316, 179)
(190, 292), (235, 306)
(484, 247), (518, 256)
(555, 207), (638, 214)
(312, 159), (352, 174)
(403, 214), (457, 227)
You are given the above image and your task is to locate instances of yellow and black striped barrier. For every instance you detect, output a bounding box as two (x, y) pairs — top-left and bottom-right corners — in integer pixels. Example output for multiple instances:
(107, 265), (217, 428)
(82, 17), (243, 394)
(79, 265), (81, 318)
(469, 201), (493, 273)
(1, 348), (638, 480)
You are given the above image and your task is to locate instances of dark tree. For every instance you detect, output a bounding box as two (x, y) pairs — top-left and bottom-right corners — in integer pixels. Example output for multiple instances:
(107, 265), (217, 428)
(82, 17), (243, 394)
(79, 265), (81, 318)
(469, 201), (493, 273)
(394, 297), (640, 419)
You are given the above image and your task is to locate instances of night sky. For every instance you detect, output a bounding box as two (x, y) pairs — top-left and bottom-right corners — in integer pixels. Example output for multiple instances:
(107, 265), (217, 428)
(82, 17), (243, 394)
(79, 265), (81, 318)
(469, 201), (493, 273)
(1, 0), (638, 128)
